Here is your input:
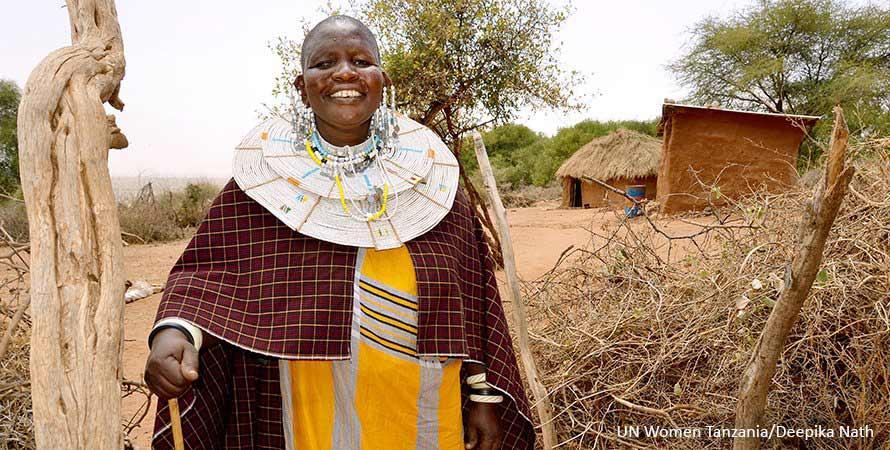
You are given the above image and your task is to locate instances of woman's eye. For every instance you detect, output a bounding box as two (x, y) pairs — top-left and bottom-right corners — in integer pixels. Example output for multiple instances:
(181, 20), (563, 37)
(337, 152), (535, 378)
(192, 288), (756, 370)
(354, 59), (372, 67)
(313, 61), (333, 69)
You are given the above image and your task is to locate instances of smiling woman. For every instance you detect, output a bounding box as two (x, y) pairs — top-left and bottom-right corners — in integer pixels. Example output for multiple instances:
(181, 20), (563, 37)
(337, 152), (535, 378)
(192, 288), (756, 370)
(143, 15), (535, 450)
(297, 18), (389, 143)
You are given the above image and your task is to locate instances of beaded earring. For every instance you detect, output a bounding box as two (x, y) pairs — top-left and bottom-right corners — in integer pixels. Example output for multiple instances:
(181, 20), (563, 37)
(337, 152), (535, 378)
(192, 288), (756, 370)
(380, 86), (400, 155)
(288, 88), (314, 139)
(371, 85), (400, 221)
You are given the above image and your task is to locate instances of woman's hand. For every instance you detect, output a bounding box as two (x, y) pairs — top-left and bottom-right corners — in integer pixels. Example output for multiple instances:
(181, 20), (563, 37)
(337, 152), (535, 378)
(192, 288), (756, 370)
(143, 328), (200, 400)
(464, 401), (503, 450)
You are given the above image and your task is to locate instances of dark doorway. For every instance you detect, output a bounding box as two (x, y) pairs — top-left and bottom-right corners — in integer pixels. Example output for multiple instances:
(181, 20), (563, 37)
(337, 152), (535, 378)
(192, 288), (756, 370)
(571, 179), (582, 207)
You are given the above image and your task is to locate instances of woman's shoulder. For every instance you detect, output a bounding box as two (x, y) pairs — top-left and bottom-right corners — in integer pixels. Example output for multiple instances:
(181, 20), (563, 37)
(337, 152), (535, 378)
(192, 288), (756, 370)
(204, 178), (275, 225)
(234, 117), (286, 151)
(451, 185), (473, 217)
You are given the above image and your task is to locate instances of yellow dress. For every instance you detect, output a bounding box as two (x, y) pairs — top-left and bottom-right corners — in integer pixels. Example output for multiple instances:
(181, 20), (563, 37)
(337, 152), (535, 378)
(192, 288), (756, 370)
(278, 246), (464, 449)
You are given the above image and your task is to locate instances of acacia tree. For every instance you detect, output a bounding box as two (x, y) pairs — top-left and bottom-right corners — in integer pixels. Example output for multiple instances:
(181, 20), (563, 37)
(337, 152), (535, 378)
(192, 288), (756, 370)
(670, 0), (890, 138)
(363, 0), (578, 142)
(0, 80), (21, 193)
(270, 0), (580, 255)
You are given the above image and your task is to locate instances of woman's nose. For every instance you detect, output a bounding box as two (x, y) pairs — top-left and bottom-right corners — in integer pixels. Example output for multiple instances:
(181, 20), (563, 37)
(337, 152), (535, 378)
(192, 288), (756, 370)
(332, 61), (359, 81)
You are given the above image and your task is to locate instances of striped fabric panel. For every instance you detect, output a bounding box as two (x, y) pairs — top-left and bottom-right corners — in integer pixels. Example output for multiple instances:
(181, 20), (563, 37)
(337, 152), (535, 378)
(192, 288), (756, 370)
(358, 326), (417, 359)
(356, 273), (420, 359)
(359, 303), (417, 334)
(358, 276), (418, 308)
(358, 291), (416, 326)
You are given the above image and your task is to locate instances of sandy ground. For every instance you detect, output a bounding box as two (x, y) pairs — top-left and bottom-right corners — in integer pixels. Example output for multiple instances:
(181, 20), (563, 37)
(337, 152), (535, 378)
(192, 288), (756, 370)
(121, 239), (190, 448)
(120, 203), (708, 448)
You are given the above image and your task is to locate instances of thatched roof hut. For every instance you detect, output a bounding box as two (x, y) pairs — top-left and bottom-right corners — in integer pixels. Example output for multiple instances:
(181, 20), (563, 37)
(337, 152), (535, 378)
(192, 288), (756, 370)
(556, 129), (662, 208)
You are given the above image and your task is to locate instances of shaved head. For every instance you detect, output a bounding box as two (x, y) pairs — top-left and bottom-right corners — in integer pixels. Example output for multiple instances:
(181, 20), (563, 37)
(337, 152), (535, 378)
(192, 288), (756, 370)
(301, 15), (381, 69)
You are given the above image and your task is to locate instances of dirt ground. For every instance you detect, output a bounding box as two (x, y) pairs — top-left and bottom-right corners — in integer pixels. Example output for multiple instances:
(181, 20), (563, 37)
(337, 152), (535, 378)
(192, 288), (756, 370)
(120, 202), (708, 448)
(120, 239), (190, 449)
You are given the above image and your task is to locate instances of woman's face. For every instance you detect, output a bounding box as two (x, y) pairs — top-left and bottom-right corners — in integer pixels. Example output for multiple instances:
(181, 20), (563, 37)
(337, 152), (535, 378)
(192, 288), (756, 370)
(296, 24), (389, 140)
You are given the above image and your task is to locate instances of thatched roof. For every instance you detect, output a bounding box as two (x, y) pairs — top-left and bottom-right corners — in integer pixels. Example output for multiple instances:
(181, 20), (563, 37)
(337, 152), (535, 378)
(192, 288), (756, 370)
(556, 129), (662, 181)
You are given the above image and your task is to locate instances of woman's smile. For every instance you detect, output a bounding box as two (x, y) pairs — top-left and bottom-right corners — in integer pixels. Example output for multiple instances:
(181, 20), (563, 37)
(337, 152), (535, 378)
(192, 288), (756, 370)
(325, 87), (368, 106)
(328, 89), (365, 99)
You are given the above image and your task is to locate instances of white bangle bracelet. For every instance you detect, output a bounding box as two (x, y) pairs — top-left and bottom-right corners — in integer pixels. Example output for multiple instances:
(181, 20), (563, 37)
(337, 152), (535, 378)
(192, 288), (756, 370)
(465, 373), (486, 385)
(469, 382), (490, 390)
(469, 394), (504, 403)
(153, 317), (204, 351)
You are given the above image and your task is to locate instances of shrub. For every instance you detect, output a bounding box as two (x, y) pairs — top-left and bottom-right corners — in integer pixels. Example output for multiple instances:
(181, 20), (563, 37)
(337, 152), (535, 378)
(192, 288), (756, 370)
(0, 182), (219, 245)
(501, 183), (562, 207)
(0, 199), (28, 243)
(118, 199), (183, 243)
(118, 182), (219, 243)
(172, 182), (218, 228)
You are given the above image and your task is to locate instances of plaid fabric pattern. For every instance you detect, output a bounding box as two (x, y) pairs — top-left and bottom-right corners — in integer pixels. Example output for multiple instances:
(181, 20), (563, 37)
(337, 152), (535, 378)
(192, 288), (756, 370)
(153, 179), (535, 448)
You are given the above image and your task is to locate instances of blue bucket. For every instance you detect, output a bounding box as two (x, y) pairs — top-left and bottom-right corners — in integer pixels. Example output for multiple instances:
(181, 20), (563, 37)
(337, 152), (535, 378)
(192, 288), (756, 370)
(624, 185), (646, 218)
(626, 185), (646, 200)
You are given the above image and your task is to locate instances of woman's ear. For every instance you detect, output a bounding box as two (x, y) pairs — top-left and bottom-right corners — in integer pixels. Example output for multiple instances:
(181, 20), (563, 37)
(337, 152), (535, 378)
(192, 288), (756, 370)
(294, 75), (309, 105)
(382, 71), (393, 88)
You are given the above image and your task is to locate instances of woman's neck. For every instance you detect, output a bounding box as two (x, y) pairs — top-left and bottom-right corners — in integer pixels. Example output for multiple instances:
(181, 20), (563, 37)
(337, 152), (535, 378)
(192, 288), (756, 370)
(315, 118), (372, 147)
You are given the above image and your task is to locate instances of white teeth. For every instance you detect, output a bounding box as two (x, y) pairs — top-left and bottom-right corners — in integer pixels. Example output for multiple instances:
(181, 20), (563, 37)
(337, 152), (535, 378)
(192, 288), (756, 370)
(330, 90), (362, 98)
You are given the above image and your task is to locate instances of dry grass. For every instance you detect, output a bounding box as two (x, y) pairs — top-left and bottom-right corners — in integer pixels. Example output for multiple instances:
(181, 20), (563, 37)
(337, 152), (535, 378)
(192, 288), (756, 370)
(0, 331), (32, 450)
(118, 181), (219, 243)
(0, 201), (29, 244)
(525, 150), (889, 448)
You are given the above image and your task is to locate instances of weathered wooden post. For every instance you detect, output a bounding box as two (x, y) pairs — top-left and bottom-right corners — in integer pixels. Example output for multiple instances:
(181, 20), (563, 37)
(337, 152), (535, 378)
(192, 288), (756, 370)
(472, 131), (557, 449)
(734, 107), (854, 449)
(17, 0), (128, 447)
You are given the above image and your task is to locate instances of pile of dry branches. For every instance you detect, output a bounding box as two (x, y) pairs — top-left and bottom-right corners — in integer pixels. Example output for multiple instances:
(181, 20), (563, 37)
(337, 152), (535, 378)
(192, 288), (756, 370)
(525, 151), (889, 449)
(0, 330), (32, 449)
(0, 231), (32, 449)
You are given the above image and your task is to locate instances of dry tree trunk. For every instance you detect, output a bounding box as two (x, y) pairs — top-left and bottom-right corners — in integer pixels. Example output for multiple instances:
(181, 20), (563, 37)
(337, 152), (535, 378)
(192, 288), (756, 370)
(733, 107), (854, 450)
(17, 0), (128, 448)
(471, 131), (557, 449)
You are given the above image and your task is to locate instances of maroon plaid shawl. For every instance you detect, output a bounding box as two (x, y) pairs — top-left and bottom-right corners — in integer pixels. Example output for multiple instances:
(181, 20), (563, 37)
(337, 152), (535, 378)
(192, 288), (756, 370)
(152, 180), (535, 449)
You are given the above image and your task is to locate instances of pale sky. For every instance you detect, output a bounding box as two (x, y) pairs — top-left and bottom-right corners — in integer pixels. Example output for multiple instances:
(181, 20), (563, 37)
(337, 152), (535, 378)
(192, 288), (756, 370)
(1, 0), (752, 177)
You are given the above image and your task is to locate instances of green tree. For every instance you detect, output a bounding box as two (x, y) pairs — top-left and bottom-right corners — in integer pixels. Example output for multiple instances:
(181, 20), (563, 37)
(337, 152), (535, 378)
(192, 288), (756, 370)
(460, 123), (541, 174)
(362, 0), (579, 148)
(481, 124), (542, 159)
(670, 0), (890, 140)
(0, 80), (21, 193)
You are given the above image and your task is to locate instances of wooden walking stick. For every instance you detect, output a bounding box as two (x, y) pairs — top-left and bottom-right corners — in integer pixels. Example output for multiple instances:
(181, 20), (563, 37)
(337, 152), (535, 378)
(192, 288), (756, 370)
(471, 131), (557, 449)
(168, 398), (186, 450)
